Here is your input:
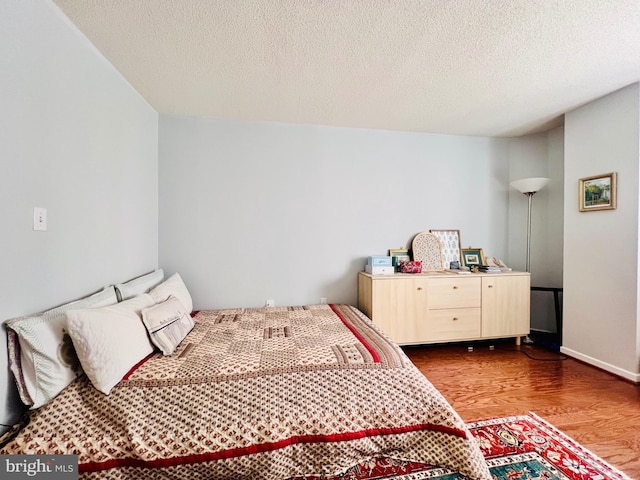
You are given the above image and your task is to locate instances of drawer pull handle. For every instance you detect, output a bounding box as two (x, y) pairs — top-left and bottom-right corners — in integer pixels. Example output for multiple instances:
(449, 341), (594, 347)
(452, 317), (459, 321)
(452, 286), (458, 289)
(488, 285), (494, 288)
(417, 287), (423, 291)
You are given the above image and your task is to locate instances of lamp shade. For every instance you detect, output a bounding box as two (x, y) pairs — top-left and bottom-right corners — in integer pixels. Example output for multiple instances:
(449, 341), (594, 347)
(510, 177), (550, 194)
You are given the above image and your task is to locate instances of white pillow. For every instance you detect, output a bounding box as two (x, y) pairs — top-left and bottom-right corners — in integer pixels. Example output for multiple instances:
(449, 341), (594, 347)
(5, 287), (118, 408)
(141, 296), (194, 355)
(149, 273), (193, 313)
(66, 294), (155, 395)
(115, 269), (164, 302)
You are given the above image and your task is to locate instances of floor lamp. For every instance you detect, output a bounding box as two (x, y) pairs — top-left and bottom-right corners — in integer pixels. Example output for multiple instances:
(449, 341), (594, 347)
(510, 177), (549, 272)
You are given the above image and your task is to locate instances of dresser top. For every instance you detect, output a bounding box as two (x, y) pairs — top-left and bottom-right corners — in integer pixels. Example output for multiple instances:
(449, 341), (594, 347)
(359, 270), (529, 279)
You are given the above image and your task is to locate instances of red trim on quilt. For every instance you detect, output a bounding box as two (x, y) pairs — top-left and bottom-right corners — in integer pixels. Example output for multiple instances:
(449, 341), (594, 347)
(79, 423), (467, 473)
(329, 304), (380, 363)
(122, 353), (155, 380)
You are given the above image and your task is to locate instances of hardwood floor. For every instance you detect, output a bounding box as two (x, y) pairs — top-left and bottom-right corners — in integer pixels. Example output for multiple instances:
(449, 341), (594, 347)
(404, 340), (640, 479)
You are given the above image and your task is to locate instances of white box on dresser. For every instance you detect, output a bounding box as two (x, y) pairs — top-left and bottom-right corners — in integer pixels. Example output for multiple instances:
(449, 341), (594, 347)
(365, 265), (395, 275)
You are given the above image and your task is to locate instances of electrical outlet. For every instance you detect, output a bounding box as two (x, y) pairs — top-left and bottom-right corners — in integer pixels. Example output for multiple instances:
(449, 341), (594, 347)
(320, 297), (327, 304)
(265, 299), (275, 307)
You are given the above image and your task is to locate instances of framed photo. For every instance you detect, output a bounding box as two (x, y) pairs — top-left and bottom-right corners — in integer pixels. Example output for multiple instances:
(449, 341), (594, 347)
(579, 172), (617, 212)
(389, 248), (410, 272)
(429, 229), (461, 269)
(461, 248), (486, 268)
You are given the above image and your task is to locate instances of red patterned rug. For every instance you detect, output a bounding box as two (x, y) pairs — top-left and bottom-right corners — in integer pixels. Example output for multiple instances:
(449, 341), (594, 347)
(293, 412), (631, 480)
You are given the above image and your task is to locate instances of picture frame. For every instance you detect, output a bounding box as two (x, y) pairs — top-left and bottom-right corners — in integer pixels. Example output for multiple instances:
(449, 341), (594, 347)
(389, 248), (410, 272)
(461, 248), (486, 268)
(429, 229), (461, 269)
(579, 172), (617, 212)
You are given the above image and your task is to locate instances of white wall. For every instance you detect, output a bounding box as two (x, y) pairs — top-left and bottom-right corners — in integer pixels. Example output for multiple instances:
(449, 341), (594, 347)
(507, 129), (564, 333)
(0, 1), (159, 428)
(543, 127), (565, 289)
(562, 83), (640, 381)
(507, 133), (552, 277)
(159, 115), (513, 309)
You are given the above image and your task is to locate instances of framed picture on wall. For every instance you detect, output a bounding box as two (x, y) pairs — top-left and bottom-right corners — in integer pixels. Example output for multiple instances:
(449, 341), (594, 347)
(579, 172), (617, 212)
(429, 229), (461, 269)
(461, 248), (486, 268)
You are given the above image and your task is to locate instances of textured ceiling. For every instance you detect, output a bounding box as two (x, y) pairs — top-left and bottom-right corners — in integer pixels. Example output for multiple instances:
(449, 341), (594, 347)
(52, 0), (640, 137)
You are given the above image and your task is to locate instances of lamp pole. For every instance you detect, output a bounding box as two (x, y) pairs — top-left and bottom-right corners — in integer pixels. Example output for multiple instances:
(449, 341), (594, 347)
(525, 192), (534, 273)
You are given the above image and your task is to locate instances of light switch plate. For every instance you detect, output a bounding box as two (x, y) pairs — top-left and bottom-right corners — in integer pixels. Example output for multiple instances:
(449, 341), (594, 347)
(33, 207), (47, 231)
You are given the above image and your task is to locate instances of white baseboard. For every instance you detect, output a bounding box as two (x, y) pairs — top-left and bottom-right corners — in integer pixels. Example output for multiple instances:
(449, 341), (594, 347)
(560, 347), (640, 383)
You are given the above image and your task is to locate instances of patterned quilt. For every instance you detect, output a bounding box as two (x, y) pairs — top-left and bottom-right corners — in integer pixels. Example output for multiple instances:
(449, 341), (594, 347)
(1, 304), (490, 480)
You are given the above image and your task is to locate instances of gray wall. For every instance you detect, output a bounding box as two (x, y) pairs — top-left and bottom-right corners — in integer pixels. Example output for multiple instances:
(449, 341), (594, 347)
(507, 129), (564, 332)
(562, 83), (640, 381)
(0, 1), (159, 427)
(159, 115), (514, 310)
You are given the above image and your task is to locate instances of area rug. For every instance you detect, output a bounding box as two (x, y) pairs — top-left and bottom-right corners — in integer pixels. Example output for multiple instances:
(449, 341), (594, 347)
(294, 412), (631, 480)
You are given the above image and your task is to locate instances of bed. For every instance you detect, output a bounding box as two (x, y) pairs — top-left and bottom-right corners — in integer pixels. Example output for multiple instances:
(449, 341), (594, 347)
(1, 273), (490, 480)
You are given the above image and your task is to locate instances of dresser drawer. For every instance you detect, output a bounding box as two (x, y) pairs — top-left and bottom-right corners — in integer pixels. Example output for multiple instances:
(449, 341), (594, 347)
(426, 277), (481, 309)
(425, 308), (481, 341)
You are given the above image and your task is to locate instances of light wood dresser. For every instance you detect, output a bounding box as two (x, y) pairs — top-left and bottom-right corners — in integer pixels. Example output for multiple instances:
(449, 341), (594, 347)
(358, 271), (530, 346)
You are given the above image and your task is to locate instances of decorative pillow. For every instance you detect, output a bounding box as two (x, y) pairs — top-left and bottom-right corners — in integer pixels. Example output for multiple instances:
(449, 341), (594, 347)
(141, 296), (194, 355)
(148, 273), (193, 313)
(5, 287), (118, 409)
(115, 269), (164, 302)
(66, 294), (155, 395)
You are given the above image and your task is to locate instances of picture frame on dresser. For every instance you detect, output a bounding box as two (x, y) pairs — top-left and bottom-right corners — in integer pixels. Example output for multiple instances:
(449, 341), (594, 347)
(461, 248), (486, 268)
(429, 229), (461, 269)
(389, 248), (410, 272)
